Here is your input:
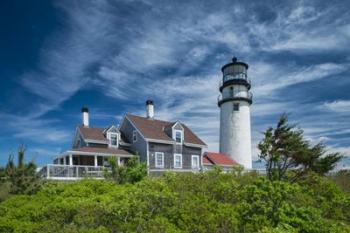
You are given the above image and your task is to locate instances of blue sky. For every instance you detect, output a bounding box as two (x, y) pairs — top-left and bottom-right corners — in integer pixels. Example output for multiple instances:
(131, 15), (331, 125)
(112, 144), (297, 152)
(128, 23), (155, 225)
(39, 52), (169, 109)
(0, 0), (350, 167)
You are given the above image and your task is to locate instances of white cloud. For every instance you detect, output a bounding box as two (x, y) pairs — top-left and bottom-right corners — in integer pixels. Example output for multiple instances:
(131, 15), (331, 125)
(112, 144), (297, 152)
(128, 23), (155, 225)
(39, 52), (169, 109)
(322, 100), (350, 113)
(4, 0), (350, 166)
(254, 63), (347, 97)
(20, 0), (118, 117)
(0, 113), (71, 144)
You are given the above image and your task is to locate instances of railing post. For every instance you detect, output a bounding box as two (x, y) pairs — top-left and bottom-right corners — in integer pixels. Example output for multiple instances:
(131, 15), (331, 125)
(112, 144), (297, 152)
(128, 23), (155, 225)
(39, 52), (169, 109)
(94, 155), (98, 167)
(69, 154), (73, 166)
(76, 166), (79, 178)
(47, 165), (50, 179)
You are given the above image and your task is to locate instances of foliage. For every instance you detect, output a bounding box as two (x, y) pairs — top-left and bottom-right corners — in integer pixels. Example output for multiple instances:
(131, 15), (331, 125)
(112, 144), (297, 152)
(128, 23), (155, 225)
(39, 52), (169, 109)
(258, 114), (342, 182)
(0, 172), (349, 233)
(331, 170), (350, 194)
(0, 145), (41, 200)
(104, 156), (147, 184)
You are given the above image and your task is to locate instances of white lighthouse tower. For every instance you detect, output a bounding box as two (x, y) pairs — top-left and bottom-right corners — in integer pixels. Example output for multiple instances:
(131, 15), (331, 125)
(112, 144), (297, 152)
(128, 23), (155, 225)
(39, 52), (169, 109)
(218, 57), (252, 169)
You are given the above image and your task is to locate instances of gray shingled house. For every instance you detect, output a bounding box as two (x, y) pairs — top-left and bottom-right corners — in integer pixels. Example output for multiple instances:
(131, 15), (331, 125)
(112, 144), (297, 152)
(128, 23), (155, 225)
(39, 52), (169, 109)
(40, 100), (207, 180)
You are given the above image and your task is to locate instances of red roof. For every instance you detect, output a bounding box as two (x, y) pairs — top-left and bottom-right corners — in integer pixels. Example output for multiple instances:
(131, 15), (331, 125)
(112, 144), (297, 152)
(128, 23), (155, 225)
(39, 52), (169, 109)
(202, 156), (212, 165)
(126, 114), (206, 146)
(203, 152), (238, 166)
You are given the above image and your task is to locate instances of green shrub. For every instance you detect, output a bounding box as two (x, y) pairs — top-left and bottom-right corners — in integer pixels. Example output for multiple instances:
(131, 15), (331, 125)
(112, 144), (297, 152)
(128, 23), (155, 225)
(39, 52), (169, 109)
(0, 173), (349, 233)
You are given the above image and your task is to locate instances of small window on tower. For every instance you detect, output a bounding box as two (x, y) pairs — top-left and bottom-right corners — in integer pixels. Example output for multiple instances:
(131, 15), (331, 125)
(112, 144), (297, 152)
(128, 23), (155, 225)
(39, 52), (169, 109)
(233, 103), (240, 111)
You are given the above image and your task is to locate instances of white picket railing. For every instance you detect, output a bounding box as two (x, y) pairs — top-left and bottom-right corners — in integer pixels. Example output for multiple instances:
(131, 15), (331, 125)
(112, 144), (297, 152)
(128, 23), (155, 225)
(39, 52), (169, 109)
(39, 164), (106, 180)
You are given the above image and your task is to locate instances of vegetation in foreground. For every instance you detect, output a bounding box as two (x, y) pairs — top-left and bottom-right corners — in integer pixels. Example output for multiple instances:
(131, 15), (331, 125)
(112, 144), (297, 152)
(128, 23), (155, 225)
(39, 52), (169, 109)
(0, 145), (41, 201)
(0, 114), (349, 233)
(0, 171), (349, 233)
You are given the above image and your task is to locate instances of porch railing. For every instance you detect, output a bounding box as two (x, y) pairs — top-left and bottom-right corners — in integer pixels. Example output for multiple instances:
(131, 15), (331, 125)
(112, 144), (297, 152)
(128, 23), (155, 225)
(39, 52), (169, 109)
(39, 164), (106, 180)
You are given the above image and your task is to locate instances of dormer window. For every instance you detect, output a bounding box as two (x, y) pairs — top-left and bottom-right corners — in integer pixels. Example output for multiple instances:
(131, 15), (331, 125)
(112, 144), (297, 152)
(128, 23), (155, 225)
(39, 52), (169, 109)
(110, 134), (117, 146)
(108, 132), (118, 147)
(105, 125), (119, 148)
(175, 130), (183, 143)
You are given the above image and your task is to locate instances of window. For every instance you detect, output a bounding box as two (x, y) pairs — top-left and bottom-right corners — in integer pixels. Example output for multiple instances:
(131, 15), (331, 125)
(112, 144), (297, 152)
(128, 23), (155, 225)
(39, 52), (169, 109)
(155, 152), (164, 168)
(233, 103), (240, 111)
(108, 133), (118, 147)
(191, 155), (200, 169)
(174, 154), (182, 168)
(110, 135), (117, 146)
(229, 86), (233, 97)
(175, 130), (183, 143)
(133, 130), (137, 142)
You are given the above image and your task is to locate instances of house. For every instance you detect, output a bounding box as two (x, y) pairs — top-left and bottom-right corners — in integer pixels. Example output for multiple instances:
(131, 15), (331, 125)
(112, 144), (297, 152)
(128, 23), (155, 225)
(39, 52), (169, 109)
(202, 152), (239, 172)
(41, 100), (207, 179)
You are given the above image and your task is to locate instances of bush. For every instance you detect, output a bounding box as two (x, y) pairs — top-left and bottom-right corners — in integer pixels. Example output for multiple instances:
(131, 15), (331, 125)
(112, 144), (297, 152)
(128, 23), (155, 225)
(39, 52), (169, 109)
(0, 146), (41, 202)
(0, 172), (349, 232)
(331, 170), (350, 194)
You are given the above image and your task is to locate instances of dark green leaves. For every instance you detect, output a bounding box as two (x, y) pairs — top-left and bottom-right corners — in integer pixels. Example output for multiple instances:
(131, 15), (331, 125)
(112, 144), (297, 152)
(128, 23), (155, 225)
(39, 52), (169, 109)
(258, 114), (342, 182)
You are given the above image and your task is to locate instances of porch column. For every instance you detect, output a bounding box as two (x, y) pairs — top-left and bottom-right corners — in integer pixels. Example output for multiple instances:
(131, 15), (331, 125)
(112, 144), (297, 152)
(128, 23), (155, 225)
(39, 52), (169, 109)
(69, 154), (73, 166)
(118, 157), (121, 166)
(94, 155), (98, 167)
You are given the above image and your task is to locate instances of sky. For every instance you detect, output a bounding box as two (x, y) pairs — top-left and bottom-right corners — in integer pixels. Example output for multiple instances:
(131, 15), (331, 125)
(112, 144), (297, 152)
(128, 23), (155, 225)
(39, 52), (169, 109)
(0, 0), (350, 167)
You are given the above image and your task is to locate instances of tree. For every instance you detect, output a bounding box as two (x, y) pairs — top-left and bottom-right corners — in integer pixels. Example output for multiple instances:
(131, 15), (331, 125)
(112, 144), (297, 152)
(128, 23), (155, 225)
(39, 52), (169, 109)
(331, 170), (350, 193)
(104, 155), (147, 184)
(1, 145), (41, 195)
(258, 114), (342, 182)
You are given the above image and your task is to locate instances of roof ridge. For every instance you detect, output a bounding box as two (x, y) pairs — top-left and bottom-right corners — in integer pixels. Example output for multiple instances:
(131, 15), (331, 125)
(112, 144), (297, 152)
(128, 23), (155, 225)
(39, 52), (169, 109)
(79, 126), (106, 130)
(126, 113), (175, 124)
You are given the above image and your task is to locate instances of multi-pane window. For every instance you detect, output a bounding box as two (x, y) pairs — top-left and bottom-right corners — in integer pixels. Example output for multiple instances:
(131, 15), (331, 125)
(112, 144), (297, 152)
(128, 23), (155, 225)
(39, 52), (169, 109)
(233, 103), (240, 111)
(174, 154), (182, 168)
(108, 133), (118, 147)
(110, 135), (117, 146)
(133, 130), (137, 142)
(191, 155), (199, 169)
(175, 130), (183, 143)
(155, 152), (164, 168)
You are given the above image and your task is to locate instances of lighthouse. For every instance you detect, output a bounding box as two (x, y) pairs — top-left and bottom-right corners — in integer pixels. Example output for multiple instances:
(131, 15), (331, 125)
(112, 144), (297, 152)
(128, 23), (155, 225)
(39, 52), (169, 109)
(218, 57), (252, 169)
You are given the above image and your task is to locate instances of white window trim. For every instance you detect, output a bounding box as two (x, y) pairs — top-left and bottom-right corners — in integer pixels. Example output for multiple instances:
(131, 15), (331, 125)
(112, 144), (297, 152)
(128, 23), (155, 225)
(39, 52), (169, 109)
(191, 155), (200, 169)
(133, 130), (137, 143)
(107, 132), (119, 148)
(155, 152), (164, 168)
(174, 130), (183, 144)
(174, 153), (182, 169)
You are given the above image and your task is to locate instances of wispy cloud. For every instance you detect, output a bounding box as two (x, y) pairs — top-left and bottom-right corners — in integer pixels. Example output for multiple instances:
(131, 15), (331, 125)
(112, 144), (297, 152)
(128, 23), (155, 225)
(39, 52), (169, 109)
(322, 100), (350, 113)
(253, 63), (347, 97)
(0, 113), (71, 143)
(2, 0), (350, 166)
(19, 1), (119, 117)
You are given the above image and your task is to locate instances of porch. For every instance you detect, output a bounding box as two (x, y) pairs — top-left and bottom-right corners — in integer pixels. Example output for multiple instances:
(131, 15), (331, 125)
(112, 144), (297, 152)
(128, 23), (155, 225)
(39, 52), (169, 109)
(53, 153), (125, 167)
(39, 147), (134, 180)
(39, 164), (106, 180)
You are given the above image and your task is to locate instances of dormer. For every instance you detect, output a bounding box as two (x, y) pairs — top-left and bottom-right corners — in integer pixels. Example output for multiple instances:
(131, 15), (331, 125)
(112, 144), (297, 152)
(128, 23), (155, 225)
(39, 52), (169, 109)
(104, 125), (120, 148)
(171, 121), (184, 144)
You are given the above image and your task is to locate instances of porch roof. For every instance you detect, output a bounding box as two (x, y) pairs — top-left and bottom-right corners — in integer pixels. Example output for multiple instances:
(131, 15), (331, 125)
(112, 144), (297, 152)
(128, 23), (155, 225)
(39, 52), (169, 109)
(57, 146), (134, 158)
